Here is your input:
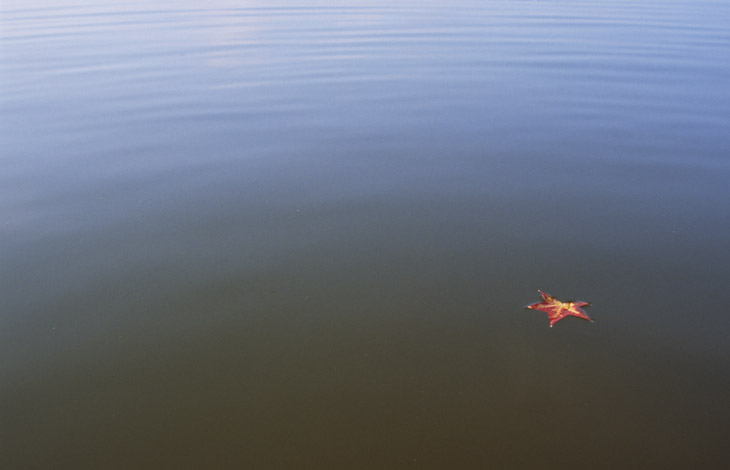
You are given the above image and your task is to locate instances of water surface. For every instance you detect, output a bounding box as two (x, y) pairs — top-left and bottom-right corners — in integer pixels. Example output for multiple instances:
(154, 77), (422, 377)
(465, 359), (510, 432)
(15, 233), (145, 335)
(2, 0), (730, 468)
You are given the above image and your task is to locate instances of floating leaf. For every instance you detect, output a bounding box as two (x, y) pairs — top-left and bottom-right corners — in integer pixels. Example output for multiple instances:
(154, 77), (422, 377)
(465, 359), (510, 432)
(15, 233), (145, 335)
(526, 290), (593, 327)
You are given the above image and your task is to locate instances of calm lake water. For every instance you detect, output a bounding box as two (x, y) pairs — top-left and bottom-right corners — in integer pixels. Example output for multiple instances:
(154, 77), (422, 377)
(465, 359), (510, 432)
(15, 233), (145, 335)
(2, 0), (729, 467)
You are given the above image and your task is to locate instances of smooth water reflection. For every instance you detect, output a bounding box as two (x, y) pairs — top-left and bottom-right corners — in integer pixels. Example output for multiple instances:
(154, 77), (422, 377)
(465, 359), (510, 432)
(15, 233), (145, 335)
(2, 0), (730, 468)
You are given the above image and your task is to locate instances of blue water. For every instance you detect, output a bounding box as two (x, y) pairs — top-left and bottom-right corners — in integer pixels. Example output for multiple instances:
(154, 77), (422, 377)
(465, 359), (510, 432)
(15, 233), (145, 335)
(2, 1), (729, 467)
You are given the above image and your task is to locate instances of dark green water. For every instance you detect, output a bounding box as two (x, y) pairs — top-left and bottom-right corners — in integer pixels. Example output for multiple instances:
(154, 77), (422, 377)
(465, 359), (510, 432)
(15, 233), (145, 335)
(2, 0), (729, 468)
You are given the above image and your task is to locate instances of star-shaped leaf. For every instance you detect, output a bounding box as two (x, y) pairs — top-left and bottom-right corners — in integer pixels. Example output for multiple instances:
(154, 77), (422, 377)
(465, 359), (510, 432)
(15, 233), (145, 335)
(526, 290), (593, 327)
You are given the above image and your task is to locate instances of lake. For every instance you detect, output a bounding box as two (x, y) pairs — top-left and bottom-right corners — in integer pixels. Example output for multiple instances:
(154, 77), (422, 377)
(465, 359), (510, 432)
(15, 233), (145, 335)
(2, 0), (729, 468)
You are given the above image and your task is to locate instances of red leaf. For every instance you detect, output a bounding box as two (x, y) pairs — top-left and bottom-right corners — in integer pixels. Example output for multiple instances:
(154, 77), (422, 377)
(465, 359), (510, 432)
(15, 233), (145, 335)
(526, 290), (593, 327)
